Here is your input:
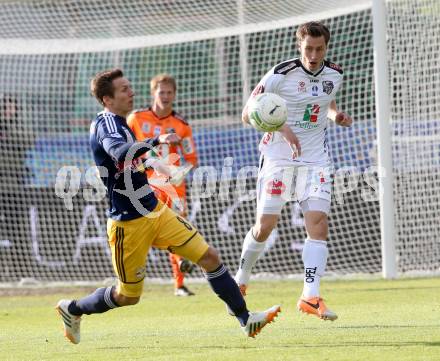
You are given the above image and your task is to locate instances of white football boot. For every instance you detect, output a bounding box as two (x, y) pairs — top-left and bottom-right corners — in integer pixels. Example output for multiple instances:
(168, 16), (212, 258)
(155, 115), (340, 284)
(242, 305), (281, 338)
(56, 299), (82, 344)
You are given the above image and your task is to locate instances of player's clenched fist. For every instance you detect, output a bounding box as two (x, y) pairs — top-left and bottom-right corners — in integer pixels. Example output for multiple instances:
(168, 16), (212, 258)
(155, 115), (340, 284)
(335, 112), (352, 127)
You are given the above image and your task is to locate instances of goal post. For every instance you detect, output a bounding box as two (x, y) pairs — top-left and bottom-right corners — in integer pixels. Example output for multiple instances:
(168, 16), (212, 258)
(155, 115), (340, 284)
(0, 0), (439, 286)
(372, 0), (397, 279)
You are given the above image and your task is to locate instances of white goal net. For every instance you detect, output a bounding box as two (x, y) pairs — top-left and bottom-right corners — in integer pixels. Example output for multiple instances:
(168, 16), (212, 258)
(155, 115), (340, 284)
(0, 0), (439, 285)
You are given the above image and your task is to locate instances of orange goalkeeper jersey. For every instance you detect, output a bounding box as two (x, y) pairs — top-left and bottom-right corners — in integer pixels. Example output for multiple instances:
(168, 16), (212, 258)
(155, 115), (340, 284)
(127, 107), (198, 199)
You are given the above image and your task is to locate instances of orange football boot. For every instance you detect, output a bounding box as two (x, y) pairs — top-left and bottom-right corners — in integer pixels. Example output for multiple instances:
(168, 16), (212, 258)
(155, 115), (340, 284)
(297, 296), (337, 321)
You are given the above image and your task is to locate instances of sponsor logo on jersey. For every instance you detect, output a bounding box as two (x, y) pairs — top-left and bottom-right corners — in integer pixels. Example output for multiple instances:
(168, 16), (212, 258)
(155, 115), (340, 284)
(298, 81), (306, 93)
(304, 104), (320, 123)
(266, 179), (286, 195)
(317, 171), (326, 183)
(262, 132), (273, 145)
(295, 104), (320, 129)
(313, 169), (332, 185)
(311, 85), (319, 96)
(294, 121), (319, 129)
(322, 80), (334, 95)
(182, 137), (194, 154)
(310, 79), (319, 83)
(141, 123), (151, 133)
(309, 168), (332, 197)
(276, 62), (297, 74)
(154, 126), (161, 136)
(328, 62), (343, 73)
(165, 127), (176, 134)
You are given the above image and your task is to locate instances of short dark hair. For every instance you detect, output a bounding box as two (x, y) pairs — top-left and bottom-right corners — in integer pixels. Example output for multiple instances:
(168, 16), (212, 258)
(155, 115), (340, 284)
(296, 21), (330, 47)
(90, 68), (124, 106)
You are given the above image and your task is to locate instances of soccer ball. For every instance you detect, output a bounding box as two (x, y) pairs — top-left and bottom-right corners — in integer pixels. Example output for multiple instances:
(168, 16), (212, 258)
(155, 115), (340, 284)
(247, 92), (287, 132)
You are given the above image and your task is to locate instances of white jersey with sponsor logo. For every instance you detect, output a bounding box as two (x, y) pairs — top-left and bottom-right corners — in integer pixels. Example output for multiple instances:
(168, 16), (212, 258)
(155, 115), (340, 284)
(253, 58), (343, 166)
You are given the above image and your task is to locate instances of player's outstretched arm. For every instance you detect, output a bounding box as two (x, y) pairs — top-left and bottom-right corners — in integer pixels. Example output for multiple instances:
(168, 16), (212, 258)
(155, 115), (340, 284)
(142, 133), (181, 172)
(278, 123), (301, 159)
(102, 136), (161, 163)
(328, 100), (352, 127)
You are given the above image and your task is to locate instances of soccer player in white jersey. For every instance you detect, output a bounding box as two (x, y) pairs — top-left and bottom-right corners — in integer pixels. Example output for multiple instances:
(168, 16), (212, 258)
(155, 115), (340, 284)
(234, 21), (352, 321)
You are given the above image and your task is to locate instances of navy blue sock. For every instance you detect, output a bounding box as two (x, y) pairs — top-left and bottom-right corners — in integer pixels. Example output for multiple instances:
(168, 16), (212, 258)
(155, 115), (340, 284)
(205, 264), (249, 326)
(68, 286), (120, 316)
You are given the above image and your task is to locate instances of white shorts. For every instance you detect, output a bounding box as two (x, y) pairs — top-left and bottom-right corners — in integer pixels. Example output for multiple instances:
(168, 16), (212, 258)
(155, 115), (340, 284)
(256, 157), (333, 215)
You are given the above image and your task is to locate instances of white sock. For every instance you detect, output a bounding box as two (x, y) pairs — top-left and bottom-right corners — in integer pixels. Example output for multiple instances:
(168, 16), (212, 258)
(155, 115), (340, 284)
(235, 229), (266, 285)
(302, 238), (328, 298)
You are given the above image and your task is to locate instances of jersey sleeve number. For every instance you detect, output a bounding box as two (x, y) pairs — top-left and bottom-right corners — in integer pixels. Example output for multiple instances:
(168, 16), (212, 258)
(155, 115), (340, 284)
(176, 216), (193, 231)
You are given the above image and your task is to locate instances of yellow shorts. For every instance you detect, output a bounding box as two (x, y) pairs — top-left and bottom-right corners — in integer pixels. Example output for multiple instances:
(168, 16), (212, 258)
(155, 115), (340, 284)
(106, 201), (208, 297)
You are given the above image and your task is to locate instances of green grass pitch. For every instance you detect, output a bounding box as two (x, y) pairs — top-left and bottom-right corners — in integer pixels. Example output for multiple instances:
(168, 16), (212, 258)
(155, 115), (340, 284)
(0, 278), (439, 361)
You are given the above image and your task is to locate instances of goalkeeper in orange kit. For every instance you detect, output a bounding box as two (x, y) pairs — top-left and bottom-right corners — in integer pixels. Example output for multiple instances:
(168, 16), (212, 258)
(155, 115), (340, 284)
(128, 74), (198, 296)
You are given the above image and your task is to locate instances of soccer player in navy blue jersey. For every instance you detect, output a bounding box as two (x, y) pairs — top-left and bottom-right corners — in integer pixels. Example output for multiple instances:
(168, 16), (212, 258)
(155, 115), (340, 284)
(55, 68), (280, 344)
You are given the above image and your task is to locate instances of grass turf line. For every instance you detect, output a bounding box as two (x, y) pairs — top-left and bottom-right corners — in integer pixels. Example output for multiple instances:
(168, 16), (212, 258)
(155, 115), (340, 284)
(0, 278), (439, 361)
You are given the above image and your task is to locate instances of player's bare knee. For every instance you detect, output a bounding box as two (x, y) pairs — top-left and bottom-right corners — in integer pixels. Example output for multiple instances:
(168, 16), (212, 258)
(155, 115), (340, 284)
(113, 291), (140, 306)
(120, 297), (140, 306)
(197, 246), (220, 272)
(307, 225), (328, 240)
(252, 225), (271, 241)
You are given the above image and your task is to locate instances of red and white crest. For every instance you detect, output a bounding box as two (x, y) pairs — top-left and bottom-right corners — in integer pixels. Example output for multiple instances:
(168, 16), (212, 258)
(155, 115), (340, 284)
(266, 179), (286, 195)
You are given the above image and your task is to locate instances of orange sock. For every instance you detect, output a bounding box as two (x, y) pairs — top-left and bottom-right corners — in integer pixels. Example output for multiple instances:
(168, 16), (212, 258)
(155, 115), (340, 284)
(169, 253), (184, 288)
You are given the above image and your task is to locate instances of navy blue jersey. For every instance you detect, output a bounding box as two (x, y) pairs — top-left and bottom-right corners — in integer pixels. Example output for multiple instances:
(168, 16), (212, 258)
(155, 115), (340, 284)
(90, 111), (160, 220)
